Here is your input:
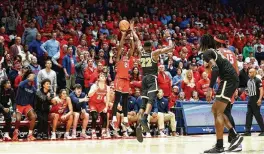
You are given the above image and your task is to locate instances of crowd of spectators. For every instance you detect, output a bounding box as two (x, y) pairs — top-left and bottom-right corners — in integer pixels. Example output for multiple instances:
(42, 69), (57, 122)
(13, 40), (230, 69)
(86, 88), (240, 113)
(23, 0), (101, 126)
(0, 0), (264, 140)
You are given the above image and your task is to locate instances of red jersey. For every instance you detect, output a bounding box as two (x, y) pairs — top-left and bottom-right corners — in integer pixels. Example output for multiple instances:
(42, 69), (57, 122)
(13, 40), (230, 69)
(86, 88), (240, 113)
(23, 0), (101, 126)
(90, 85), (107, 104)
(116, 60), (130, 79)
(50, 99), (68, 115)
(218, 48), (239, 75)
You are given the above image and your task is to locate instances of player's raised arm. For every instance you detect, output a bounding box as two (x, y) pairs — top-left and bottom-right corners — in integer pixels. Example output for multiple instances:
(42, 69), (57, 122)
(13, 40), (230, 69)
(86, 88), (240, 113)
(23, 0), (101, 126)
(128, 33), (135, 58)
(131, 21), (143, 54)
(116, 31), (126, 62)
(152, 30), (174, 61)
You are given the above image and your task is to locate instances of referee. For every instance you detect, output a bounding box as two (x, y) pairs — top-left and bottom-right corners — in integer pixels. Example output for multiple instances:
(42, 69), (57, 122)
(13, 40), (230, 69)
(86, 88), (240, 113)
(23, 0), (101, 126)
(243, 68), (264, 136)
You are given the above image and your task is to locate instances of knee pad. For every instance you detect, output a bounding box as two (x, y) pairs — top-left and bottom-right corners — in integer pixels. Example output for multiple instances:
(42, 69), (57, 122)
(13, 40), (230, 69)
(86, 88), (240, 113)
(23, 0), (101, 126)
(100, 112), (107, 128)
(91, 111), (98, 121)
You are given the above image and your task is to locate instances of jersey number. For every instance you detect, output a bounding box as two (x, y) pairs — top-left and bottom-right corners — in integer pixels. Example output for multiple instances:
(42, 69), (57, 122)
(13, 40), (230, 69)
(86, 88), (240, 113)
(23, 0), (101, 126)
(225, 54), (234, 64)
(97, 95), (103, 100)
(141, 57), (152, 67)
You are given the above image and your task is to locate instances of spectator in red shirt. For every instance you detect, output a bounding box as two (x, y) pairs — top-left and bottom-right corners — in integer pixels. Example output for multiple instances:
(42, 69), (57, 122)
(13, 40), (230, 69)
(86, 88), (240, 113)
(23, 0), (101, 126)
(181, 70), (196, 100)
(196, 72), (210, 101)
(190, 63), (201, 82)
(168, 85), (179, 109)
(129, 67), (142, 96)
(157, 64), (172, 98)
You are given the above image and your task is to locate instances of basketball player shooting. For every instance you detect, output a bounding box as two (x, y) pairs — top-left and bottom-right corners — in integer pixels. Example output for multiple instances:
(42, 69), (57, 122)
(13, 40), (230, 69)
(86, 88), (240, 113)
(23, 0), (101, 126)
(200, 34), (243, 153)
(131, 23), (174, 142)
(112, 21), (135, 129)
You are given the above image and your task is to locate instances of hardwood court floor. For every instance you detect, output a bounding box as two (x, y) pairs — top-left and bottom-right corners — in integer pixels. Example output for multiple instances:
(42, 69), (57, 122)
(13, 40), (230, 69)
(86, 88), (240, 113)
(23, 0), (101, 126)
(0, 133), (264, 154)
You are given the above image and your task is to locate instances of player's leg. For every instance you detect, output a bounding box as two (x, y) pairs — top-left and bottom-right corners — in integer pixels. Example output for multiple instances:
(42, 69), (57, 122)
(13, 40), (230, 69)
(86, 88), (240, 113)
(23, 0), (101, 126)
(72, 112), (80, 139)
(27, 109), (37, 141)
(13, 111), (21, 141)
(80, 112), (89, 138)
(100, 111), (108, 138)
(90, 110), (98, 139)
(224, 103), (236, 143)
(49, 113), (60, 140)
(121, 92), (129, 123)
(136, 77), (148, 142)
(140, 76), (158, 133)
(204, 81), (242, 153)
(121, 79), (130, 123)
(64, 114), (73, 139)
(112, 78), (122, 124)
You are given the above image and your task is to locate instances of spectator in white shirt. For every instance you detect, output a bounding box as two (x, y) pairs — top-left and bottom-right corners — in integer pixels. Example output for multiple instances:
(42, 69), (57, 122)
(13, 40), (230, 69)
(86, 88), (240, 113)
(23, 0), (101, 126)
(37, 60), (57, 94)
(237, 54), (244, 71)
(254, 39), (264, 52)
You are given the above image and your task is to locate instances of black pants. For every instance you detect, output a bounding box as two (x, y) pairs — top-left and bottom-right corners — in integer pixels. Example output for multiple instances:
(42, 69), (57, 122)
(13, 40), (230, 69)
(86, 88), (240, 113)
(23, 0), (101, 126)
(245, 98), (264, 132)
(36, 111), (49, 134)
(0, 108), (12, 133)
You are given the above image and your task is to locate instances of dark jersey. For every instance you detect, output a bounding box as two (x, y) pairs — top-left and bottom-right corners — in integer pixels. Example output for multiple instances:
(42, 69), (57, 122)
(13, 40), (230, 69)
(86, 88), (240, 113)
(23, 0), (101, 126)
(203, 49), (239, 81)
(140, 51), (158, 76)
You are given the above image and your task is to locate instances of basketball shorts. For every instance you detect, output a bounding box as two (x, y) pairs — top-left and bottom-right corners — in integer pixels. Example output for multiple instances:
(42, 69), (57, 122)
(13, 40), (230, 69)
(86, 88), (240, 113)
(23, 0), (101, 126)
(89, 102), (106, 113)
(16, 104), (33, 115)
(216, 79), (239, 104)
(141, 75), (158, 98)
(114, 78), (130, 93)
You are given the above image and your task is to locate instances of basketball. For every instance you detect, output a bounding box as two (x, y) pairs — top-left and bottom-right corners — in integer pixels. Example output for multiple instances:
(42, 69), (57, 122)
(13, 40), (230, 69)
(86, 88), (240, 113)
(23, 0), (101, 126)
(119, 20), (130, 32)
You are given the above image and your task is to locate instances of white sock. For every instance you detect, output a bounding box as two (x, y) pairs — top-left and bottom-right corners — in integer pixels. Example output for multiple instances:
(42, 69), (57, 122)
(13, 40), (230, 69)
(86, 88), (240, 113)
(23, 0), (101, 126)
(29, 130), (33, 135)
(4, 132), (9, 137)
(124, 117), (128, 123)
(52, 132), (56, 136)
(82, 129), (86, 134)
(112, 116), (117, 122)
(72, 129), (76, 135)
(65, 132), (69, 136)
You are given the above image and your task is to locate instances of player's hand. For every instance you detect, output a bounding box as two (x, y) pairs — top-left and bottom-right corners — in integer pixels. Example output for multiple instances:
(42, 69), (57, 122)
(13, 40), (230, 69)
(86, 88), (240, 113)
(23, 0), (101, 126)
(4, 108), (9, 113)
(103, 107), (107, 113)
(130, 20), (134, 31)
(82, 96), (89, 102)
(109, 50), (114, 57)
(61, 115), (66, 120)
(206, 88), (213, 103)
(257, 99), (262, 106)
